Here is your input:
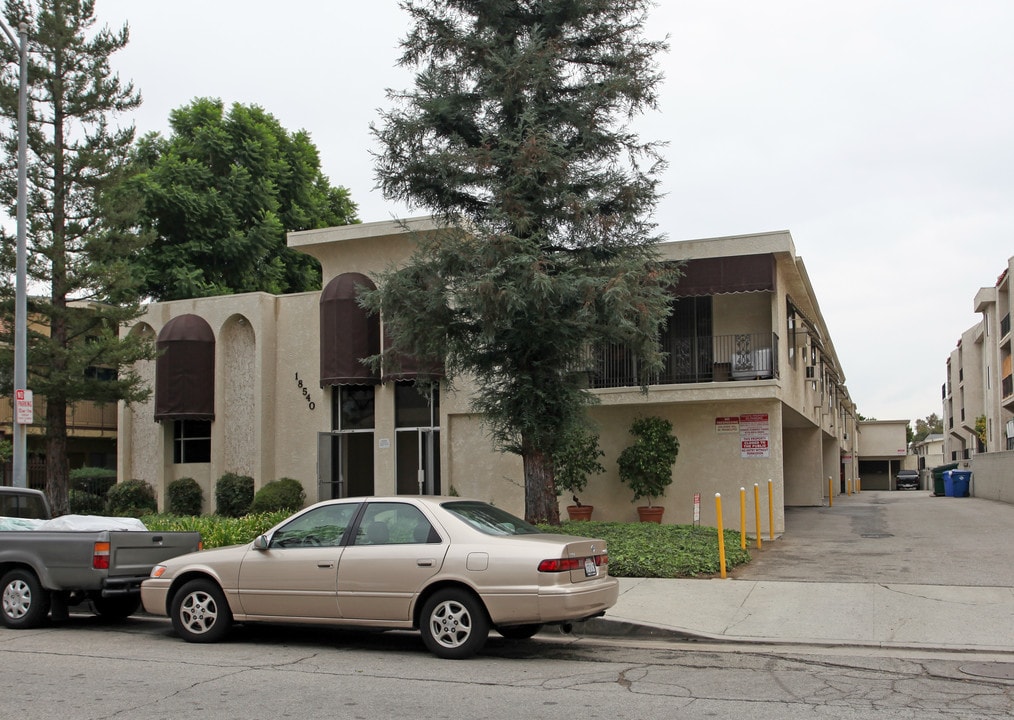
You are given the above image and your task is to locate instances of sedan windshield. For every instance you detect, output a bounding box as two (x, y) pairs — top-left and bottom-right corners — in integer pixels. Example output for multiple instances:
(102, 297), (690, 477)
(441, 501), (542, 536)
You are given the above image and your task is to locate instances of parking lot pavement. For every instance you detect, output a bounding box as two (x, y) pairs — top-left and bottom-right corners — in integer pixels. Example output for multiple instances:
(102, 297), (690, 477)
(594, 491), (1014, 651)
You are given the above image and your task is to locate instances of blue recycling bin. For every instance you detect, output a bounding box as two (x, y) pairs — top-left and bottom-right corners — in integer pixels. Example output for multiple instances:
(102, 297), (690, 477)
(942, 470), (954, 497)
(950, 470), (972, 497)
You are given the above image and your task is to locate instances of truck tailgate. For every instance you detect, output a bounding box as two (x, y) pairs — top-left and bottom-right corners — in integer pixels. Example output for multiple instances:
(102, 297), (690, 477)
(106, 532), (202, 578)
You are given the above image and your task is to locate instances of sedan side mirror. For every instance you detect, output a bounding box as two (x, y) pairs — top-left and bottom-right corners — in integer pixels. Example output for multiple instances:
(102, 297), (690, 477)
(253, 534), (270, 550)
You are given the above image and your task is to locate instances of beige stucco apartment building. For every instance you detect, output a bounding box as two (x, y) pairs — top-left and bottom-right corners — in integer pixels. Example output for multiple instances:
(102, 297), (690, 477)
(942, 255), (1014, 501)
(118, 218), (859, 533)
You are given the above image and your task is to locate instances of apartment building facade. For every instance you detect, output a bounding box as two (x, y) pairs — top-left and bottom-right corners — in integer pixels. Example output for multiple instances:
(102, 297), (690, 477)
(942, 256), (1014, 501)
(944, 257), (1014, 459)
(118, 218), (859, 532)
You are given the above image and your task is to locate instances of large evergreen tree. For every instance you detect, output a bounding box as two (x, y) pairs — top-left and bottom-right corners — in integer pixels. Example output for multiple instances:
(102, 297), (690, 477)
(370, 0), (675, 523)
(128, 98), (359, 301)
(0, 0), (156, 514)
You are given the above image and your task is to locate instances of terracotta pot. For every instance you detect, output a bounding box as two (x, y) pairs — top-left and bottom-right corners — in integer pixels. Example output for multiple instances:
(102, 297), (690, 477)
(566, 505), (594, 521)
(637, 505), (664, 523)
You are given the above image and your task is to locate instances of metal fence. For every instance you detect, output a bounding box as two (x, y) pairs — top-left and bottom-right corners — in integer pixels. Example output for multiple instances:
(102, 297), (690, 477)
(588, 332), (779, 389)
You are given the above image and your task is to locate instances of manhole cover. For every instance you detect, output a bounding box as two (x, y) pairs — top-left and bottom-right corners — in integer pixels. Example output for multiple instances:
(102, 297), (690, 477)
(960, 662), (1014, 680)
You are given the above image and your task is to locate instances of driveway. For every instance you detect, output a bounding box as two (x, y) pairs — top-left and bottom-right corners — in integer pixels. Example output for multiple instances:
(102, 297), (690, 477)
(731, 490), (1014, 586)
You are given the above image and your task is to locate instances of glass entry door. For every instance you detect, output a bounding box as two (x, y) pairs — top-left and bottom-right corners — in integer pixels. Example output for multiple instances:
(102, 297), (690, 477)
(394, 383), (440, 495)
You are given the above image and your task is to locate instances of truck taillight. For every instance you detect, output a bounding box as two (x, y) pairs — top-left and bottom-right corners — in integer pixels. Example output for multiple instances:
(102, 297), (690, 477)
(92, 541), (110, 570)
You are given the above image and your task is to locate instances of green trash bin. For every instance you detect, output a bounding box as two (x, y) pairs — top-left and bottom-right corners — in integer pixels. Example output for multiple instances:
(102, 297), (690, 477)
(931, 463), (959, 497)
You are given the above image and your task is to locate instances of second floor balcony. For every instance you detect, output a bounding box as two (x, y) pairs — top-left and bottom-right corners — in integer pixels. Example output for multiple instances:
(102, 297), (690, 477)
(588, 332), (780, 389)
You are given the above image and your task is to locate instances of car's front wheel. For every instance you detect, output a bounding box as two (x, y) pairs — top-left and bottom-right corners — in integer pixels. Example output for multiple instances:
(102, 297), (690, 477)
(1, 569), (50, 629)
(419, 588), (489, 659)
(170, 579), (232, 643)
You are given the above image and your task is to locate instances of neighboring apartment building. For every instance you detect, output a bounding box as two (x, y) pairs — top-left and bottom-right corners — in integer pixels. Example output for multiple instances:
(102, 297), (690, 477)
(855, 419), (910, 490)
(0, 302), (119, 486)
(942, 256), (1014, 503)
(944, 257), (1014, 459)
(118, 218), (859, 533)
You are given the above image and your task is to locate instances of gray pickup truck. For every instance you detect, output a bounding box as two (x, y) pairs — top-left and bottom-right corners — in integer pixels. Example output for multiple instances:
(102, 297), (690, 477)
(1, 487), (201, 629)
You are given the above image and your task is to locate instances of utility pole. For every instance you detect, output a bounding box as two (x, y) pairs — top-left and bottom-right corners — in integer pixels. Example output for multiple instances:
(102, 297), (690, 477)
(1, 18), (29, 487)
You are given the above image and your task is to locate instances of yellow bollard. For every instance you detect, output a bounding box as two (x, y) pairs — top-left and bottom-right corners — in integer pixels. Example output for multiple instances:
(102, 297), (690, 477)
(753, 483), (762, 550)
(715, 493), (727, 579)
(739, 487), (747, 550)
(767, 478), (774, 541)
(857, 476), (861, 493)
(828, 476), (833, 507)
(846, 478), (851, 496)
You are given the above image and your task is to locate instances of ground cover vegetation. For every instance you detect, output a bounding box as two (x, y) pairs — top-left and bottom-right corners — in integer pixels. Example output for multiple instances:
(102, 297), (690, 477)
(141, 512), (751, 578)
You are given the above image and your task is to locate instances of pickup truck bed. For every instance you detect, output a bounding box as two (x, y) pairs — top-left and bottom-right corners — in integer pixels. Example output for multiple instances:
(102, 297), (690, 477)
(1, 528), (201, 628)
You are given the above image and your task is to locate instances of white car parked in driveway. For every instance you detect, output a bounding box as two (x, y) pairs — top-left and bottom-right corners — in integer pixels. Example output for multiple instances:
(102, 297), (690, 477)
(141, 496), (618, 659)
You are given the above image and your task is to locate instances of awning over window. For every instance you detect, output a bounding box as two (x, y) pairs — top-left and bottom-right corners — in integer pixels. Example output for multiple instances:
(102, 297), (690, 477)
(155, 314), (215, 421)
(381, 326), (445, 383)
(670, 255), (775, 297)
(320, 273), (381, 386)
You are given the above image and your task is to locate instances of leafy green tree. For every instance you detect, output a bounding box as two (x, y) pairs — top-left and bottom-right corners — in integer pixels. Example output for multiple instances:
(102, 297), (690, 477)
(127, 98), (359, 300)
(0, 0), (156, 515)
(912, 413), (943, 443)
(368, 0), (674, 524)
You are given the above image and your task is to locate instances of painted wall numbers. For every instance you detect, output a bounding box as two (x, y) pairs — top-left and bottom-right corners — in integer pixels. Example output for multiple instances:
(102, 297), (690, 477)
(294, 373), (316, 411)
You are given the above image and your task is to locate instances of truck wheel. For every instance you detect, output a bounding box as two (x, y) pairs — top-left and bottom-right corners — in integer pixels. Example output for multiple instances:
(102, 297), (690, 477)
(171, 579), (232, 643)
(1, 569), (51, 629)
(419, 588), (489, 659)
(93, 595), (141, 620)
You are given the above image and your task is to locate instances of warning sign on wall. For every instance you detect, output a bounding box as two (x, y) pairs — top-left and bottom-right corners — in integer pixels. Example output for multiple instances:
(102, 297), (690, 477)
(739, 413), (770, 458)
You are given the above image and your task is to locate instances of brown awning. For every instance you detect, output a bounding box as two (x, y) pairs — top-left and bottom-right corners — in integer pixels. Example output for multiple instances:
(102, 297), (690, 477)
(155, 314), (215, 421)
(670, 255), (775, 297)
(320, 273), (381, 386)
(381, 325), (445, 383)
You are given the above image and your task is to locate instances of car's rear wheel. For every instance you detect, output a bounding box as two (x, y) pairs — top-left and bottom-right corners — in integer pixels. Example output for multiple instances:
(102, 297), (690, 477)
(497, 623), (542, 640)
(170, 579), (232, 643)
(1, 569), (50, 629)
(93, 595), (141, 620)
(419, 588), (489, 659)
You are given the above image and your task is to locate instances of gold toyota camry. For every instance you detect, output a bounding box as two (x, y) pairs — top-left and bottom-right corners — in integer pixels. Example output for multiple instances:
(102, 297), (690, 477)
(141, 496), (618, 659)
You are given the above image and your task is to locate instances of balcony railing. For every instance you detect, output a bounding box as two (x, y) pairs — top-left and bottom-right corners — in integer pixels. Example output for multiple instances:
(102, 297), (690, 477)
(587, 332), (779, 389)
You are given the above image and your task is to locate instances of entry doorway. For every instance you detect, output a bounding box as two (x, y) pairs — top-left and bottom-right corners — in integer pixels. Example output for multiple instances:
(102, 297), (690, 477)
(394, 383), (441, 495)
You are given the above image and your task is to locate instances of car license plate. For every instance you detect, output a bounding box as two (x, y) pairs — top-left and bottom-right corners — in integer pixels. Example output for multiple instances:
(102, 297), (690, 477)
(584, 558), (598, 577)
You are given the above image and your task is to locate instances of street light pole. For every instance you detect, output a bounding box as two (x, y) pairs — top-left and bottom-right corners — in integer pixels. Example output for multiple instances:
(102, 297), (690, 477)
(1, 19), (29, 487)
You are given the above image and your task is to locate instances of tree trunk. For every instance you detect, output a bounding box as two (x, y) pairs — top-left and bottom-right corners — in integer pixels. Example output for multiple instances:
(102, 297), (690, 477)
(522, 441), (560, 525)
(45, 399), (70, 516)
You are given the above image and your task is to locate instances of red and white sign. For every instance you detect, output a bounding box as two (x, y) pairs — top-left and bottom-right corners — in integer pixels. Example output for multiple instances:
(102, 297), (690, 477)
(693, 493), (701, 522)
(740, 413), (770, 458)
(15, 389), (33, 424)
(715, 416), (740, 434)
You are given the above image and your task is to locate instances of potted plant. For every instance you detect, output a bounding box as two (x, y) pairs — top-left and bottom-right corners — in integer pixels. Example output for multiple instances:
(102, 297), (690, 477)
(553, 424), (605, 521)
(617, 416), (680, 522)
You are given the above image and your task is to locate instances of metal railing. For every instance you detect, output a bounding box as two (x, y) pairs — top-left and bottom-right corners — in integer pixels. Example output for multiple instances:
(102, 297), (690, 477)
(587, 332), (779, 389)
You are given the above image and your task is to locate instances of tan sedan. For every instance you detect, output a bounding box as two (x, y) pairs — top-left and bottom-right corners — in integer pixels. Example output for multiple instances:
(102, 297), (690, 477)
(141, 496), (618, 659)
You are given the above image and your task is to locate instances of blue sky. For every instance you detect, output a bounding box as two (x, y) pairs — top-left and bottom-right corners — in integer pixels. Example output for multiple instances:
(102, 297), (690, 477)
(90, 1), (1014, 423)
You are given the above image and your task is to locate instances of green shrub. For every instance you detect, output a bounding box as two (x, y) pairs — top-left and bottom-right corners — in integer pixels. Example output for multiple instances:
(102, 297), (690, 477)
(70, 466), (117, 498)
(215, 473), (254, 517)
(69, 489), (105, 514)
(251, 477), (306, 513)
(105, 479), (158, 517)
(167, 477), (203, 516)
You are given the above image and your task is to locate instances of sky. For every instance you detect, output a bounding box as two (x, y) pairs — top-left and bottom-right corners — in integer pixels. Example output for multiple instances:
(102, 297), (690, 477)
(82, 1), (1014, 423)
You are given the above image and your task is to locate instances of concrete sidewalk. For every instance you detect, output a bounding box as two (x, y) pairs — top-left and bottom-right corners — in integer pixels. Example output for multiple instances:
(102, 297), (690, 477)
(581, 492), (1014, 653)
(592, 577), (1014, 652)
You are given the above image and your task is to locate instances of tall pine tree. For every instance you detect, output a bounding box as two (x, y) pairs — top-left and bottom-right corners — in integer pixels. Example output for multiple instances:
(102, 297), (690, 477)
(0, 0), (155, 514)
(370, 0), (675, 523)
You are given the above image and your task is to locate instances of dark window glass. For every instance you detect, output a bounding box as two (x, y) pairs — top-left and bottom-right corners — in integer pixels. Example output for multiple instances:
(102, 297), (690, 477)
(334, 385), (375, 431)
(173, 420), (211, 463)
